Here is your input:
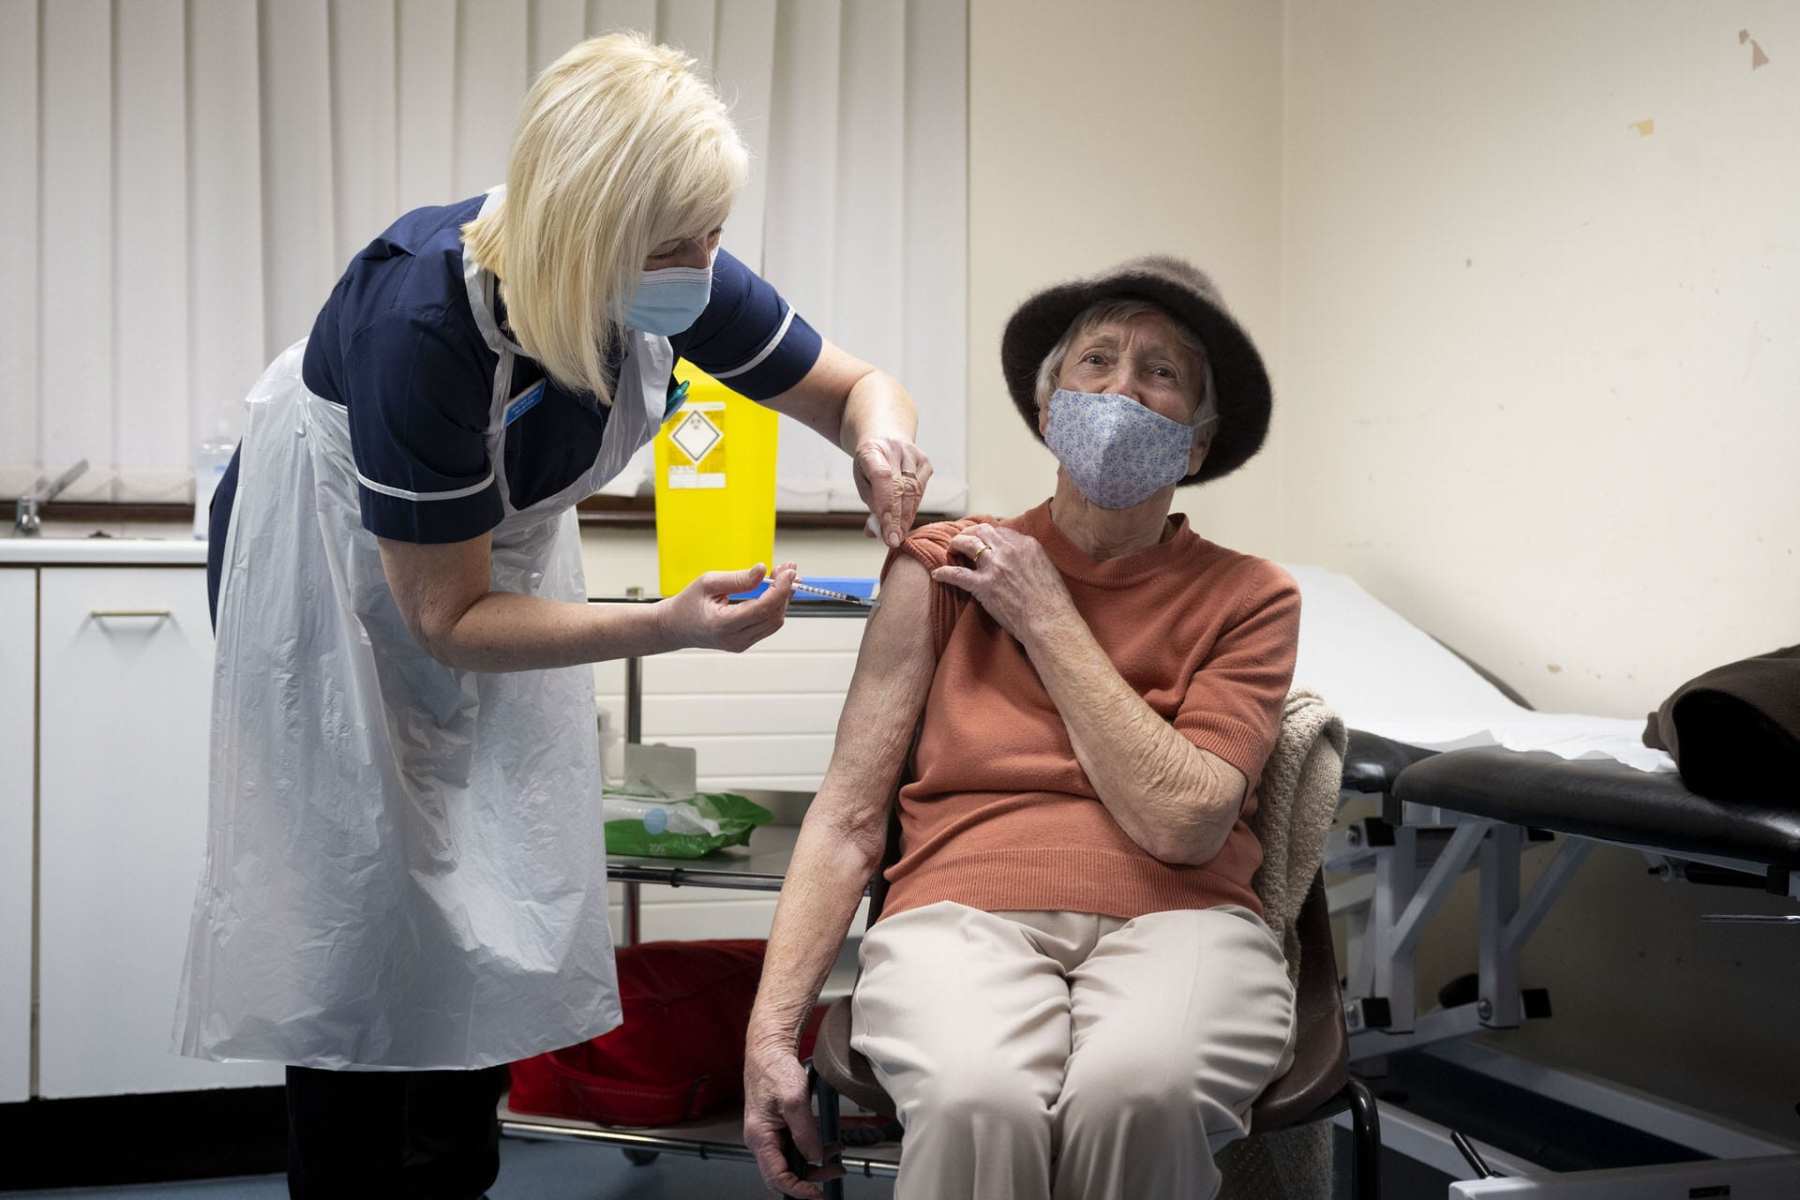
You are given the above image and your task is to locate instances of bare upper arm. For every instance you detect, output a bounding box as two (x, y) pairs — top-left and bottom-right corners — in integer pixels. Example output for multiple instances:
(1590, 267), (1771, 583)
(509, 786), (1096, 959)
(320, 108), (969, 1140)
(377, 533), (493, 654)
(757, 338), (877, 445)
(812, 555), (939, 838)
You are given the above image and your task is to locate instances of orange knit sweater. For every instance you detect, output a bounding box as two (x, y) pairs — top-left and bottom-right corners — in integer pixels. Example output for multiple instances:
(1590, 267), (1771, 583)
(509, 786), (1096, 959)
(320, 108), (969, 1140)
(879, 500), (1301, 922)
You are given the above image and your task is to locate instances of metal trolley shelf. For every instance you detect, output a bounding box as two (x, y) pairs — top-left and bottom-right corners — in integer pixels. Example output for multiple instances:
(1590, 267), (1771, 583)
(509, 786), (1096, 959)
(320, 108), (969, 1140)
(498, 598), (895, 1178)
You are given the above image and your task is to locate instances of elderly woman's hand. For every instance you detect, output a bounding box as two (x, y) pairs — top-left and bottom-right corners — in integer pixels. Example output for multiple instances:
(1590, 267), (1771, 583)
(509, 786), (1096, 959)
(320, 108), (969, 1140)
(932, 523), (1076, 645)
(853, 436), (934, 548)
(744, 1043), (843, 1198)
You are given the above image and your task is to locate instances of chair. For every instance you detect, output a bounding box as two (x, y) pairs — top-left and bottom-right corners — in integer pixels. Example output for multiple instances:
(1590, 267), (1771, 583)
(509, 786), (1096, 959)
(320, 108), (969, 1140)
(808, 865), (1380, 1200)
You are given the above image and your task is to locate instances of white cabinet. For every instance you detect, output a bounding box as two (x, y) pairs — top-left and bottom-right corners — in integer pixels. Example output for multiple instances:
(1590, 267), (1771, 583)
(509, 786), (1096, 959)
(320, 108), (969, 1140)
(35, 567), (280, 1097)
(0, 570), (35, 1103)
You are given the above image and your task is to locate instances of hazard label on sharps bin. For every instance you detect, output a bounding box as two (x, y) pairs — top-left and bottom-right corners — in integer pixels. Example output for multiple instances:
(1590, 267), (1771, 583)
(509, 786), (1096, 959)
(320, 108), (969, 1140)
(668, 405), (725, 488)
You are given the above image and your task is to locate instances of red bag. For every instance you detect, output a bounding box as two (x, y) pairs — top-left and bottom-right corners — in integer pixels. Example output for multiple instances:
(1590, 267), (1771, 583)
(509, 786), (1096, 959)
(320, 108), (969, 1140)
(508, 939), (821, 1128)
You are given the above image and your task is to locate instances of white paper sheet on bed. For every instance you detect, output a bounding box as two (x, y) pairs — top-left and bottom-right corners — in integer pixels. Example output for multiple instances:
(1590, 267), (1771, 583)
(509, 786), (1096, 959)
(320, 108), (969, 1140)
(1284, 565), (1674, 773)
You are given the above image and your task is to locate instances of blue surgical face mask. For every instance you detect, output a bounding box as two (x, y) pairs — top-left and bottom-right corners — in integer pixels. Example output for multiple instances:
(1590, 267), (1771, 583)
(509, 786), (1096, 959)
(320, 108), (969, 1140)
(622, 263), (713, 335)
(1043, 388), (1217, 510)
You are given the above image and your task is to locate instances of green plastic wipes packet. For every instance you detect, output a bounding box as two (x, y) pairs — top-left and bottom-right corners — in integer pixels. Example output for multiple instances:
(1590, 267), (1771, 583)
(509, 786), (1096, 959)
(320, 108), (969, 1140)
(603, 791), (775, 859)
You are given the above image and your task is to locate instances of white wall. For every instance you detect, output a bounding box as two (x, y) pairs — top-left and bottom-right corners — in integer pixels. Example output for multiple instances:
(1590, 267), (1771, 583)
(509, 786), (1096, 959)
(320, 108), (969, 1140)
(1284, 2), (1800, 1138)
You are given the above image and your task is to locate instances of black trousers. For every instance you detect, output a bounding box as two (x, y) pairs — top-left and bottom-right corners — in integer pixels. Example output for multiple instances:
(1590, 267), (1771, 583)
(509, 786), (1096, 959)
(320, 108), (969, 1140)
(284, 1065), (509, 1200)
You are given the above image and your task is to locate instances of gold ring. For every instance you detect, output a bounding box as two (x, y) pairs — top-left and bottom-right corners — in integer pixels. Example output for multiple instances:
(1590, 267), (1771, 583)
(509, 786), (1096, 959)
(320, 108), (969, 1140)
(972, 543), (991, 560)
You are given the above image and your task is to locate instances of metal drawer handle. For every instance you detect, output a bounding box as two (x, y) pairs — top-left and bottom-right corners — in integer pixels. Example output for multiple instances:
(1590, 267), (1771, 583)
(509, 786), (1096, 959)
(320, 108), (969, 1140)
(88, 609), (173, 620)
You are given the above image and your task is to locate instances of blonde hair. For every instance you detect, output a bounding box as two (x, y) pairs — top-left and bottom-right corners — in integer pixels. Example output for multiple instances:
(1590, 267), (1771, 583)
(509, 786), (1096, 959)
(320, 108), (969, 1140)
(1034, 299), (1218, 426)
(462, 32), (748, 405)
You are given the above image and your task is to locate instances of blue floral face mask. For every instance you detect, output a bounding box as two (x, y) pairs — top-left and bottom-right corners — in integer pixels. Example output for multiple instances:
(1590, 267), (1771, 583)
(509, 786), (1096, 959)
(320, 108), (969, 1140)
(1044, 389), (1217, 510)
(622, 263), (713, 335)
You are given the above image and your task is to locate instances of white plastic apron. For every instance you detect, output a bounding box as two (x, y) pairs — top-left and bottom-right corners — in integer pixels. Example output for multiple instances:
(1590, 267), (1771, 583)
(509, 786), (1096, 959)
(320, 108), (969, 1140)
(174, 189), (672, 1068)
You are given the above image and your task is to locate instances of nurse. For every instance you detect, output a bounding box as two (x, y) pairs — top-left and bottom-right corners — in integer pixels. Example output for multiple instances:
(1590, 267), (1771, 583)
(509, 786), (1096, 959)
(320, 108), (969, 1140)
(173, 32), (931, 1199)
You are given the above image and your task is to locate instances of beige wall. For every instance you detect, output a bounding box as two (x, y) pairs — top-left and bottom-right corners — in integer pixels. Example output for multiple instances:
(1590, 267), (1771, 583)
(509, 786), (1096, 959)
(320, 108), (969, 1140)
(1281, 1), (1800, 718)
(1285, 2), (1800, 1138)
(965, 0), (1286, 549)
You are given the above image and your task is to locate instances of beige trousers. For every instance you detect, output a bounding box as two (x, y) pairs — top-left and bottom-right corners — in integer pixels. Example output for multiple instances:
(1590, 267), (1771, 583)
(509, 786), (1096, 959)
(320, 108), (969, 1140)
(850, 902), (1296, 1200)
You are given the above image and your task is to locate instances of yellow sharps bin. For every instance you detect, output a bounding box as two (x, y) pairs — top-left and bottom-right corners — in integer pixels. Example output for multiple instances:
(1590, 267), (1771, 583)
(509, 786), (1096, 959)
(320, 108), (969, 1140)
(652, 360), (779, 597)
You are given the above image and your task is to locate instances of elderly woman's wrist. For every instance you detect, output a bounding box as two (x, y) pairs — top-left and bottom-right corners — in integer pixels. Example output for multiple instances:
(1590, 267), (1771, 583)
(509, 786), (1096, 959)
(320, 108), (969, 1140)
(747, 1023), (798, 1060)
(748, 1003), (801, 1045)
(1020, 595), (1077, 648)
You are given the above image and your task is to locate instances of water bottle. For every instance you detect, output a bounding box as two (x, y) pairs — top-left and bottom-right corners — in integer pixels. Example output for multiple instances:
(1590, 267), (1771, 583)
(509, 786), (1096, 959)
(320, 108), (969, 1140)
(193, 423), (236, 540)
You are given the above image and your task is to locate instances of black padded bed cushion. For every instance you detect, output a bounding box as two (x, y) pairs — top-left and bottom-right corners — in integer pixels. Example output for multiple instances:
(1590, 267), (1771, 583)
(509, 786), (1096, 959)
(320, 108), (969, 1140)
(1391, 747), (1800, 870)
(1342, 729), (1439, 794)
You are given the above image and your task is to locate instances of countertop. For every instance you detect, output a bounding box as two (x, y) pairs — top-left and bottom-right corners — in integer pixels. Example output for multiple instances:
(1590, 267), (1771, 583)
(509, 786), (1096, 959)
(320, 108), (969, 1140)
(0, 525), (206, 565)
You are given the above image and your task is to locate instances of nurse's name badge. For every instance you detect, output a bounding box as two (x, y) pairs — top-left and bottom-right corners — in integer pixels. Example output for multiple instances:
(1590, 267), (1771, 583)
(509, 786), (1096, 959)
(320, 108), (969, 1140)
(504, 381), (546, 426)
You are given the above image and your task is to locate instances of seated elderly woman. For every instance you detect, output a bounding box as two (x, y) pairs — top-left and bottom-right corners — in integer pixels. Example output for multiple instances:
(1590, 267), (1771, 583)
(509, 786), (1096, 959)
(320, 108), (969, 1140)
(744, 257), (1300, 1200)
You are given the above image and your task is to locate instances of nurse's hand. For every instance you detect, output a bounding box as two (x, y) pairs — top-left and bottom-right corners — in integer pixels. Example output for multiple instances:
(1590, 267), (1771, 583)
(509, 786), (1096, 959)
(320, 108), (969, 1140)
(745, 1044), (842, 1198)
(656, 562), (797, 653)
(853, 436), (933, 549)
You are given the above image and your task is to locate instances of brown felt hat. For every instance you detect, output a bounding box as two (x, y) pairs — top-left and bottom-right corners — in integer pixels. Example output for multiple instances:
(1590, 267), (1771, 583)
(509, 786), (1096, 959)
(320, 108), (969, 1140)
(1000, 256), (1272, 484)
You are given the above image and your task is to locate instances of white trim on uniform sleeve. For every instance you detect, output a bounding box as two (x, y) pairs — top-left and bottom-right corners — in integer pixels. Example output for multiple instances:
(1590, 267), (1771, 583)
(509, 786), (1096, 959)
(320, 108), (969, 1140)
(355, 469), (496, 502)
(710, 305), (798, 381)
